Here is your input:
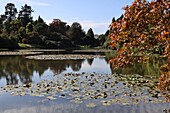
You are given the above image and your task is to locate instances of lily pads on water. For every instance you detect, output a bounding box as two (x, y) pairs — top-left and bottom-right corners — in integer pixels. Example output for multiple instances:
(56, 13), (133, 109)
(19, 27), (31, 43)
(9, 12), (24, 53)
(86, 103), (96, 108)
(0, 73), (169, 107)
(0, 51), (43, 56)
(25, 54), (105, 60)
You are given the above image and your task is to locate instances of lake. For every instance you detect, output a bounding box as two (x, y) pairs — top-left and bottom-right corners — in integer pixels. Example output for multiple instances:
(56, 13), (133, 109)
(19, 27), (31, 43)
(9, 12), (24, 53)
(0, 49), (169, 113)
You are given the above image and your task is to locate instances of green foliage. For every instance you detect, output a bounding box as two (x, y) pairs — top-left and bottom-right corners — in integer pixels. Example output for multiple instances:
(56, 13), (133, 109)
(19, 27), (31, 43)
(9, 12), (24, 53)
(112, 17), (116, 23)
(0, 34), (19, 49)
(0, 3), (102, 49)
(49, 19), (67, 35)
(37, 16), (44, 23)
(97, 30), (111, 48)
(4, 3), (18, 22)
(86, 28), (94, 38)
(97, 15), (124, 49)
(26, 31), (42, 44)
(3, 20), (11, 33)
(43, 32), (72, 48)
(10, 19), (21, 33)
(18, 26), (26, 39)
(82, 28), (98, 47)
(18, 4), (33, 26)
(34, 23), (48, 35)
(103, 36), (111, 48)
(98, 34), (106, 46)
(26, 22), (33, 33)
(82, 36), (98, 47)
(0, 15), (6, 22)
(66, 22), (85, 45)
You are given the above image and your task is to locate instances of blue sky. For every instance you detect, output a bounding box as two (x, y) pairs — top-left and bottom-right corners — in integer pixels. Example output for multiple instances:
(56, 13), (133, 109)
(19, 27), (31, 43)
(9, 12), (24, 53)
(0, 0), (134, 34)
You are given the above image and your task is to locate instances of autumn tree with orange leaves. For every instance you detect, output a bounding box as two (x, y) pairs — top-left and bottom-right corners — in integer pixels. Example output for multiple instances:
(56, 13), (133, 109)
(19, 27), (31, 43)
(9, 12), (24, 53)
(109, 0), (169, 68)
(109, 0), (169, 91)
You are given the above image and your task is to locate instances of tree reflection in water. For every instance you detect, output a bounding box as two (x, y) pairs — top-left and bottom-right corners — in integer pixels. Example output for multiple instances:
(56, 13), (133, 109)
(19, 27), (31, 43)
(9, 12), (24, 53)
(0, 56), (85, 85)
(0, 52), (168, 100)
(112, 58), (165, 77)
(109, 56), (169, 101)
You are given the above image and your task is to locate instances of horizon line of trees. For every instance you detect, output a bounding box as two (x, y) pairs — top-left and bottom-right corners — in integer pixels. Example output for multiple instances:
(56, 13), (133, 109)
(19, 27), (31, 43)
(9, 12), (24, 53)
(0, 3), (104, 49)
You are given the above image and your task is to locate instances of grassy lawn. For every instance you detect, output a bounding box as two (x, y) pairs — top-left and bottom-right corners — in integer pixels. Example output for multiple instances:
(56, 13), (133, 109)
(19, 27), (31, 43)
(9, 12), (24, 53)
(18, 43), (45, 49)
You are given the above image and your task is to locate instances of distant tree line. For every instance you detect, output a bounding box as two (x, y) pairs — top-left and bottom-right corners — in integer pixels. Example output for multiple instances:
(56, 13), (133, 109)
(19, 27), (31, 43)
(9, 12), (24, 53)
(0, 3), (103, 49)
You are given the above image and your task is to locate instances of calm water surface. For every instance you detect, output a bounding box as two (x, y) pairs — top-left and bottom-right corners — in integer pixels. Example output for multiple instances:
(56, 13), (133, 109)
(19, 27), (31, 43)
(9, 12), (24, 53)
(0, 50), (169, 113)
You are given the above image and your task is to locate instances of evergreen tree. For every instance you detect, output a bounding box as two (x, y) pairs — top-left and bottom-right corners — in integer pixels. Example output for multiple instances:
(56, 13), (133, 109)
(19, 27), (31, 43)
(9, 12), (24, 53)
(4, 3), (18, 22)
(18, 4), (33, 26)
(86, 28), (94, 39)
(37, 16), (44, 23)
(83, 28), (98, 47)
(112, 17), (116, 23)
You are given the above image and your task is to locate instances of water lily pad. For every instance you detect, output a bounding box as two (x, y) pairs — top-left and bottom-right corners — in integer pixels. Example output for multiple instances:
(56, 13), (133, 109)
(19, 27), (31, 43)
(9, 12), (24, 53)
(46, 96), (57, 100)
(86, 103), (96, 107)
(0, 51), (43, 56)
(0, 73), (168, 107)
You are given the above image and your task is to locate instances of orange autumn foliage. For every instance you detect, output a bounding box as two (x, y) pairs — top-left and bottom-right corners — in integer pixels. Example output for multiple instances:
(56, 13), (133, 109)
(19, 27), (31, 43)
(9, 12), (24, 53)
(158, 63), (170, 101)
(109, 0), (170, 93)
(109, 0), (169, 69)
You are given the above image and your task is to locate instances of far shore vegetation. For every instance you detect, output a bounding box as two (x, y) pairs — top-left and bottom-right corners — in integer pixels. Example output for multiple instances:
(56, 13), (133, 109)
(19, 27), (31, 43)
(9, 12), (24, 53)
(0, 3), (123, 49)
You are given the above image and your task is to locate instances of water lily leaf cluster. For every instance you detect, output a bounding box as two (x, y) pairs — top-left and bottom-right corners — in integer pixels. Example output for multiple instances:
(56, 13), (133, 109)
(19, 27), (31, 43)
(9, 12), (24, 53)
(0, 73), (169, 107)
(26, 54), (105, 60)
(0, 51), (43, 55)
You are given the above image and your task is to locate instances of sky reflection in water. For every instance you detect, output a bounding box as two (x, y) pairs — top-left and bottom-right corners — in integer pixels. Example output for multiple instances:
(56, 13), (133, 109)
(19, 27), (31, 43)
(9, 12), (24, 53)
(0, 55), (111, 86)
(0, 51), (168, 113)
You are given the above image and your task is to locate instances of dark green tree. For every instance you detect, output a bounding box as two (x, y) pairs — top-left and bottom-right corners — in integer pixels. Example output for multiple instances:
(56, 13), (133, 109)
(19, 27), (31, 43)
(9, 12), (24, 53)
(49, 19), (67, 35)
(3, 20), (11, 34)
(0, 3), (18, 34)
(83, 28), (97, 46)
(0, 26), (2, 34)
(98, 30), (111, 48)
(66, 22), (85, 45)
(34, 23), (48, 35)
(18, 26), (26, 43)
(112, 17), (116, 23)
(26, 31), (42, 45)
(0, 35), (19, 49)
(0, 17), (4, 33)
(0, 15), (7, 22)
(18, 4), (33, 26)
(37, 16), (44, 23)
(9, 19), (21, 37)
(86, 28), (94, 39)
(4, 3), (18, 22)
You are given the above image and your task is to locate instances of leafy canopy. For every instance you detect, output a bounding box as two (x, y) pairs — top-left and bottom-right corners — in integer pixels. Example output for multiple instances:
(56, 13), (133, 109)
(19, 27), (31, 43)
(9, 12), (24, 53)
(109, 0), (169, 69)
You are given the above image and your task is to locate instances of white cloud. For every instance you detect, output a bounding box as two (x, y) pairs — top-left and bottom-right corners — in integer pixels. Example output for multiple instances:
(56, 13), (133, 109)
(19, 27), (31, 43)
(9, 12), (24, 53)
(80, 21), (109, 28)
(12, 0), (50, 6)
